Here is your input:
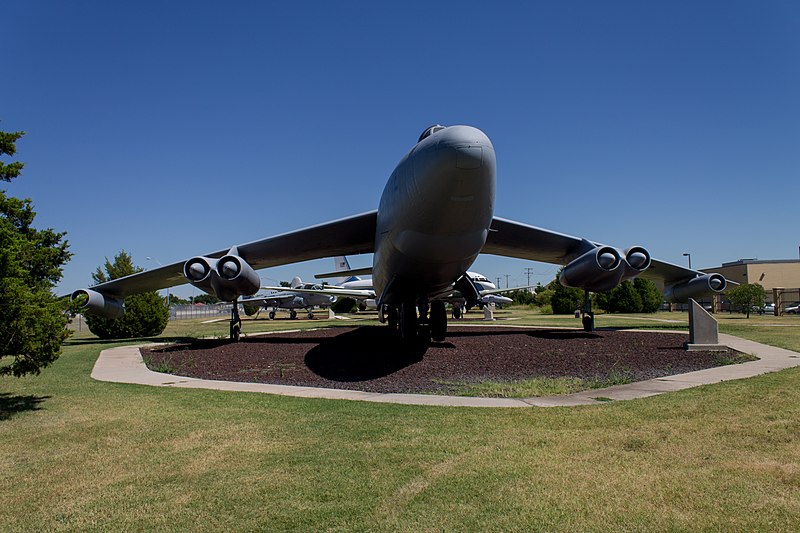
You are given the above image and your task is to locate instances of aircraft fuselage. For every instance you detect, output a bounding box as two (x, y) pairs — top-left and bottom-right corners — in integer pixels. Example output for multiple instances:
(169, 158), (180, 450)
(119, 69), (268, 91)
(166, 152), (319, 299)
(373, 126), (496, 306)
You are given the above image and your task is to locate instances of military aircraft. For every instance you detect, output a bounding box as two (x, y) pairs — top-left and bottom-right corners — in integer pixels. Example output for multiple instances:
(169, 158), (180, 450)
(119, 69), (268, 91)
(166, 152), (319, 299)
(240, 276), (336, 320)
(315, 256), (506, 314)
(72, 124), (728, 342)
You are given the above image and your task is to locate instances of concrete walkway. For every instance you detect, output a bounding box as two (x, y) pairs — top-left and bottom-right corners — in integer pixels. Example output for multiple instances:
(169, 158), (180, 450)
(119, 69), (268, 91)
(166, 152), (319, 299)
(91, 332), (800, 407)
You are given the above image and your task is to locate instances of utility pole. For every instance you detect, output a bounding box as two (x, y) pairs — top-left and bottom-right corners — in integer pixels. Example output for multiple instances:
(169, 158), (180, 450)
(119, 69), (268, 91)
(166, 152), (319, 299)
(496, 277), (501, 287)
(524, 267), (534, 287)
(504, 274), (510, 288)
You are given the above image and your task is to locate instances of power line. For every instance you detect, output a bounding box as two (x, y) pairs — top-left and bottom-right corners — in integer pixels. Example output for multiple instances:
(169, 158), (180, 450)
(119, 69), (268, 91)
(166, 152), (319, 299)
(524, 267), (534, 287)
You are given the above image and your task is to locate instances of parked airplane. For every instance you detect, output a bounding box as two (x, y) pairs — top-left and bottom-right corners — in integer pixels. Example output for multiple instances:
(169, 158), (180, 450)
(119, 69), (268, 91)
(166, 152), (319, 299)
(317, 257), (506, 313)
(241, 276), (336, 320)
(72, 124), (728, 342)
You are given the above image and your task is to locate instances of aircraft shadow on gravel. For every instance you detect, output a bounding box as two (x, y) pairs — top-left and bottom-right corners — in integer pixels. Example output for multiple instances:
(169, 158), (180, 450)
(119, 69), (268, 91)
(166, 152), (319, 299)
(304, 326), (428, 382)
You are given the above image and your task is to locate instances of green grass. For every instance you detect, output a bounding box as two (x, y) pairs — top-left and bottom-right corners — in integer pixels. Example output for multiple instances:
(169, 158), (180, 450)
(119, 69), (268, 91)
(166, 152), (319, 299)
(432, 371), (635, 398)
(2, 311), (799, 530)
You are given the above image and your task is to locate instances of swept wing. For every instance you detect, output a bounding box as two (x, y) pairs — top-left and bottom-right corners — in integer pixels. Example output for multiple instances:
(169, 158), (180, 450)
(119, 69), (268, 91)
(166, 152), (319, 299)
(484, 216), (711, 286)
(81, 211), (377, 299)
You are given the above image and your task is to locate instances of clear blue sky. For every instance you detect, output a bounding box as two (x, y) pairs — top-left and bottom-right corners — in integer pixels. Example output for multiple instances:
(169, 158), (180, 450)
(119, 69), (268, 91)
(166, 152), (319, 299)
(4, 1), (799, 297)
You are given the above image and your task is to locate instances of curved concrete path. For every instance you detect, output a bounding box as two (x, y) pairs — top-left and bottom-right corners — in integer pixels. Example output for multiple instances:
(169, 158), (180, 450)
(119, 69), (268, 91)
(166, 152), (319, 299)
(91, 332), (800, 407)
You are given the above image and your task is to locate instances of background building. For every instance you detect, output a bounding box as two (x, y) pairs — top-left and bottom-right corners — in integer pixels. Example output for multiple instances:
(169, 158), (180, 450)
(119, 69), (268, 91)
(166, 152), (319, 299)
(702, 259), (800, 312)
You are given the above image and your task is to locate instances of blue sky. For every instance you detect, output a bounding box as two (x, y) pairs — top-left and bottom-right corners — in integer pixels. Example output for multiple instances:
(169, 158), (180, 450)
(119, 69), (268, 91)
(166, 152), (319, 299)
(4, 1), (799, 297)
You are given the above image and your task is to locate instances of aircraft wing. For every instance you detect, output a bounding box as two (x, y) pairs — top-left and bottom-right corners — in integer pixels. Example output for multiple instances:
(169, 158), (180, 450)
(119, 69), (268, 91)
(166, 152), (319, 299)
(484, 216), (719, 287)
(261, 286), (376, 299)
(80, 211), (378, 299)
(479, 285), (534, 296)
(241, 293), (296, 307)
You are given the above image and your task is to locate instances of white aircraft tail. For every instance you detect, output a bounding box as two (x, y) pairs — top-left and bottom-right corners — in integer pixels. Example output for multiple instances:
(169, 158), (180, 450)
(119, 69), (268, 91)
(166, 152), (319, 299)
(290, 276), (303, 289)
(333, 256), (359, 285)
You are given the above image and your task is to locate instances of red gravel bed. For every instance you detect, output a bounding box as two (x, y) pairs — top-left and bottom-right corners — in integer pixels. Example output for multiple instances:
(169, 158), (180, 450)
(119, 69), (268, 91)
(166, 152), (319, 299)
(141, 326), (744, 395)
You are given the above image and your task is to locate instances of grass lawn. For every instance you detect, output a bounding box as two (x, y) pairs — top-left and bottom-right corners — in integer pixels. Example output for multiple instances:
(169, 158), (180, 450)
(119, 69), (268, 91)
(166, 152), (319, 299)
(2, 311), (799, 530)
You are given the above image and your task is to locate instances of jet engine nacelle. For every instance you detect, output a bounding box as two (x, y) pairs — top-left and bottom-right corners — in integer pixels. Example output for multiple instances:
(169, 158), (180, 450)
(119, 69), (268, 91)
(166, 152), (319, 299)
(183, 254), (260, 301)
(621, 246), (651, 281)
(71, 288), (125, 319)
(664, 274), (727, 303)
(559, 246), (625, 292)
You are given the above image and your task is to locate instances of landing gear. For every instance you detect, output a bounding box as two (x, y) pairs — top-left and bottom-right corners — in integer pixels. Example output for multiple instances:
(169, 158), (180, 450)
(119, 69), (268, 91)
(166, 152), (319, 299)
(230, 299), (242, 342)
(581, 289), (595, 332)
(399, 301), (418, 341)
(452, 305), (463, 320)
(386, 305), (398, 331)
(430, 300), (447, 342)
(268, 310), (276, 320)
(289, 310), (297, 320)
(307, 311), (314, 319)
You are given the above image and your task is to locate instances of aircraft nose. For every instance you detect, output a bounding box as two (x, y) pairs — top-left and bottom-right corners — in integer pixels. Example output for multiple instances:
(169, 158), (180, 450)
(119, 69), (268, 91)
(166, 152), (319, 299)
(437, 125), (492, 169)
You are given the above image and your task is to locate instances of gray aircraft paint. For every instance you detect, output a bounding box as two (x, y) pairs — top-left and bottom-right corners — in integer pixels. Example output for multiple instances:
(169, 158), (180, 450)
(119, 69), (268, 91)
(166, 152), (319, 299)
(373, 125), (495, 305)
(73, 124), (727, 332)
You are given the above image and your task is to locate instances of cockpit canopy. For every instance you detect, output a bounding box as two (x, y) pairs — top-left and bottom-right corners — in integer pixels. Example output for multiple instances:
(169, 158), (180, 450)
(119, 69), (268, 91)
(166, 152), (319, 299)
(418, 124), (447, 143)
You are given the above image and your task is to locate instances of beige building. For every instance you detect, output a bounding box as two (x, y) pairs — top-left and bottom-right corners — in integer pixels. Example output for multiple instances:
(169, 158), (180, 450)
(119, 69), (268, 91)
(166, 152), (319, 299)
(702, 259), (800, 309)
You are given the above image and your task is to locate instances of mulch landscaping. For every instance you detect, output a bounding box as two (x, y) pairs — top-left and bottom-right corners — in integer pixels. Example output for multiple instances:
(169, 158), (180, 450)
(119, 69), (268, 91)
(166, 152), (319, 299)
(141, 325), (746, 395)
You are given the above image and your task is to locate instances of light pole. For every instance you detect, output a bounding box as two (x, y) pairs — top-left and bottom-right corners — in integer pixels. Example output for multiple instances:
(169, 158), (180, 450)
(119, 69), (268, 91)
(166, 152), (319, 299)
(683, 253), (692, 269)
(146, 256), (170, 306)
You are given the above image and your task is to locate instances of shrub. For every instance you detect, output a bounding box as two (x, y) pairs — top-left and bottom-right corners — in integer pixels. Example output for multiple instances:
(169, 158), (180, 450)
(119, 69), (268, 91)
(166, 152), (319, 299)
(331, 297), (358, 313)
(85, 251), (169, 339)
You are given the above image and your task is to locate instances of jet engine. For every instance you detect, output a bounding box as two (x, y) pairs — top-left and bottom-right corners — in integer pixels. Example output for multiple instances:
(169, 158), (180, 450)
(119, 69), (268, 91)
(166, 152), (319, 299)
(664, 274), (727, 303)
(559, 246), (624, 292)
(70, 288), (125, 319)
(183, 253), (260, 301)
(621, 246), (652, 281)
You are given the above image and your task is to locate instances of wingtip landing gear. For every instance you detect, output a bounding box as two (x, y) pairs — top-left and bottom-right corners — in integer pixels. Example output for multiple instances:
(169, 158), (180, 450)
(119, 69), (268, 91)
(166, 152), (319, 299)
(581, 289), (595, 332)
(230, 298), (242, 341)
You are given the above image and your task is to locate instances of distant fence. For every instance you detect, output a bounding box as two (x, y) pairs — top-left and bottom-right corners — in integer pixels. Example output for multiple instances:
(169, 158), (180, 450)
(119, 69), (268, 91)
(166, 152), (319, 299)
(170, 304), (232, 320)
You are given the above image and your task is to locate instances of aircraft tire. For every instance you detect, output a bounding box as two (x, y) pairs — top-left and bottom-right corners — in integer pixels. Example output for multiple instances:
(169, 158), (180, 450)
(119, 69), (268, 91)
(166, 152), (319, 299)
(290, 310), (297, 320)
(399, 301), (418, 341)
(453, 306), (462, 320)
(387, 306), (398, 331)
(430, 300), (447, 342)
(307, 312), (314, 319)
(268, 311), (276, 320)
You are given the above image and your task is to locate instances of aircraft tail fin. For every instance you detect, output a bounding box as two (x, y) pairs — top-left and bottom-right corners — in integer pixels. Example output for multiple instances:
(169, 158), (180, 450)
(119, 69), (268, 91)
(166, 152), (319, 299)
(315, 256), (372, 284)
(333, 256), (353, 285)
(290, 276), (303, 289)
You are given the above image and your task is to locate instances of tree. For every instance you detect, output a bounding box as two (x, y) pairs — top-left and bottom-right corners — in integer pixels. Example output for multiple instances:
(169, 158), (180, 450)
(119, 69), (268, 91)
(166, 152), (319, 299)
(166, 294), (190, 306)
(596, 281), (642, 313)
(85, 251), (169, 338)
(331, 297), (358, 313)
(550, 282), (584, 314)
(242, 303), (260, 316)
(0, 129), (25, 182)
(192, 294), (220, 305)
(507, 288), (536, 306)
(634, 278), (663, 313)
(1, 128), (73, 376)
(595, 279), (662, 313)
(726, 283), (766, 318)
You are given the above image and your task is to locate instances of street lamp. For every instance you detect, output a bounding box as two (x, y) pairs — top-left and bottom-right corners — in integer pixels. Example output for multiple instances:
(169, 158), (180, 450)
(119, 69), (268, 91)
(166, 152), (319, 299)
(683, 253), (692, 269)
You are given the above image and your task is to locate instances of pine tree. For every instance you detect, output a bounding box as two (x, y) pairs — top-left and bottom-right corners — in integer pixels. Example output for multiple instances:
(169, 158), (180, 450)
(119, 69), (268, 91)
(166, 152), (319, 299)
(1, 128), (72, 376)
